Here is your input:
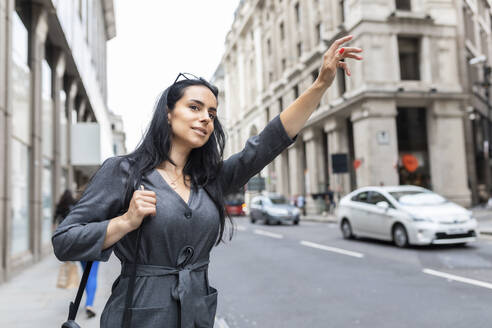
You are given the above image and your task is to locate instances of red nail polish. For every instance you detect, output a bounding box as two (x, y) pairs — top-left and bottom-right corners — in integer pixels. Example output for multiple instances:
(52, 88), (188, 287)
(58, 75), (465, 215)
(339, 48), (345, 55)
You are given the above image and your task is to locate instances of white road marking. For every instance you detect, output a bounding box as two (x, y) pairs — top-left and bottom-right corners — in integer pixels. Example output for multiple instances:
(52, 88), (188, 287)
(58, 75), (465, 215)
(253, 229), (283, 239)
(300, 240), (364, 258)
(214, 317), (230, 328)
(423, 268), (492, 290)
(236, 225), (247, 231)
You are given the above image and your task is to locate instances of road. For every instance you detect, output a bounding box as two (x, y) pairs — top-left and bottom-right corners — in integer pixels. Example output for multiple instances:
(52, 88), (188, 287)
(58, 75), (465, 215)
(209, 217), (492, 328)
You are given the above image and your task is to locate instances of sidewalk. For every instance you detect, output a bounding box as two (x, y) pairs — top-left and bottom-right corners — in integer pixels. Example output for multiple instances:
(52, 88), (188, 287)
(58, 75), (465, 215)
(0, 253), (228, 327)
(300, 208), (492, 236)
(0, 253), (120, 328)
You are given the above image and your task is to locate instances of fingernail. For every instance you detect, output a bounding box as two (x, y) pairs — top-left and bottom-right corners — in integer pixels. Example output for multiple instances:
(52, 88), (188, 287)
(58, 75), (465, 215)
(339, 48), (345, 55)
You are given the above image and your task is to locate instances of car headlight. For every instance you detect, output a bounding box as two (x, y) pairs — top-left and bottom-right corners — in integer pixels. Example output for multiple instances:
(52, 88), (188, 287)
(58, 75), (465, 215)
(411, 216), (434, 223)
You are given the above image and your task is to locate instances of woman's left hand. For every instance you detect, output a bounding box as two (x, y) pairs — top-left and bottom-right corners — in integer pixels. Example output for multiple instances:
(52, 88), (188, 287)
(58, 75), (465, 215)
(317, 35), (363, 88)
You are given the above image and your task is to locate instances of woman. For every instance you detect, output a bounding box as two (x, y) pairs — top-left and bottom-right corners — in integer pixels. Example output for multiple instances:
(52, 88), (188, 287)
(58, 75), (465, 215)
(55, 187), (100, 318)
(52, 35), (362, 327)
(53, 189), (76, 226)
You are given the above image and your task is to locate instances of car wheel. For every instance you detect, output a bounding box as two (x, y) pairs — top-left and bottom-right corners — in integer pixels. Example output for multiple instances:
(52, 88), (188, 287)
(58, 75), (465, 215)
(293, 220), (299, 225)
(393, 224), (409, 248)
(250, 213), (256, 224)
(341, 219), (354, 239)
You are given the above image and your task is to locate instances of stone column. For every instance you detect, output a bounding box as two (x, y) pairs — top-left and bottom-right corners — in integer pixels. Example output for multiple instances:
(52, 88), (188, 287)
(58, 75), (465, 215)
(324, 118), (351, 200)
(0, 0), (14, 282)
(303, 128), (326, 214)
(52, 48), (65, 206)
(351, 100), (399, 187)
(65, 77), (77, 193)
(288, 140), (304, 197)
(236, 41), (246, 114)
(28, 3), (48, 262)
(252, 16), (263, 104)
(427, 100), (471, 206)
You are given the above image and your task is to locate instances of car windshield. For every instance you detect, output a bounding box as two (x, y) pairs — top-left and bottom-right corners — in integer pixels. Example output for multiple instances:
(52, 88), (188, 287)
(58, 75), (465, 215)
(389, 191), (447, 206)
(269, 196), (288, 204)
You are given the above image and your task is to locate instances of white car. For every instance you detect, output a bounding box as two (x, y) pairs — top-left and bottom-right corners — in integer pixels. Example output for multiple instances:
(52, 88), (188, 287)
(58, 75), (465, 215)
(336, 186), (478, 247)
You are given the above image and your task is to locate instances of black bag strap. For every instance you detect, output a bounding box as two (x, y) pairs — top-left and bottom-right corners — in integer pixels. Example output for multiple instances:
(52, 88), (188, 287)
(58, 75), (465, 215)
(121, 223), (144, 328)
(66, 261), (93, 321)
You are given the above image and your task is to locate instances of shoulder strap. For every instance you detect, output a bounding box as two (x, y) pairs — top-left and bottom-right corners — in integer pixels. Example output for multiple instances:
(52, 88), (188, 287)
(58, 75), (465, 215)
(121, 224), (144, 328)
(66, 261), (93, 321)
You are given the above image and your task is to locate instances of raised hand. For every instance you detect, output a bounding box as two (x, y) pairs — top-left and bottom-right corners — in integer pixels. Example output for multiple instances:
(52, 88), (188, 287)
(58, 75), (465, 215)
(317, 35), (363, 88)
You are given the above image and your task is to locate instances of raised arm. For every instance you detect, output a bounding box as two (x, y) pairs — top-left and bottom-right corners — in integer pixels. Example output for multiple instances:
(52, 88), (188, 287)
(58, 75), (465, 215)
(280, 35), (363, 138)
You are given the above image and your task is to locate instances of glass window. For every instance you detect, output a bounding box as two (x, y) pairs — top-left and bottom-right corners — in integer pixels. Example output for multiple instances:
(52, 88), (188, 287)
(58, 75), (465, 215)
(293, 85), (299, 99)
(294, 2), (300, 23)
(368, 192), (391, 205)
(352, 191), (369, 203)
(297, 42), (302, 57)
(337, 66), (346, 96)
(396, 0), (411, 11)
(60, 90), (68, 166)
(42, 158), (53, 245)
(269, 195), (288, 204)
(398, 37), (421, 80)
(12, 12), (31, 145)
(12, 13), (28, 66)
(280, 22), (285, 40)
(10, 138), (30, 255)
(42, 60), (53, 159)
(316, 23), (322, 44)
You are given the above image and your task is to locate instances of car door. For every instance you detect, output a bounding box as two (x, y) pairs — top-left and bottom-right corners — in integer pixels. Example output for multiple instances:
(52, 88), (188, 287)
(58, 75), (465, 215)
(348, 191), (371, 235)
(250, 198), (261, 221)
(365, 191), (394, 239)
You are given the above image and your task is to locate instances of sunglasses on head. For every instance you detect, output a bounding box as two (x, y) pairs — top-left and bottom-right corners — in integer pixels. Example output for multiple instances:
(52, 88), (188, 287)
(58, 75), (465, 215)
(173, 72), (208, 84)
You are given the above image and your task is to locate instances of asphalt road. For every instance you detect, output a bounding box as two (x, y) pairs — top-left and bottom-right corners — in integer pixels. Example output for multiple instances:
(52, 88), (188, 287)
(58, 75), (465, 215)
(208, 217), (492, 328)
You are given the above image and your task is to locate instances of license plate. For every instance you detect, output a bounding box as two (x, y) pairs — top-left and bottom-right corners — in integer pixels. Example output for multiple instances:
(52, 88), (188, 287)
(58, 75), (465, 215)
(447, 228), (466, 235)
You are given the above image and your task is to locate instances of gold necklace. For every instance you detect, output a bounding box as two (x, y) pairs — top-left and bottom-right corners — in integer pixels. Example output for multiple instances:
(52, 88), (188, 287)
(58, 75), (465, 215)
(161, 169), (182, 190)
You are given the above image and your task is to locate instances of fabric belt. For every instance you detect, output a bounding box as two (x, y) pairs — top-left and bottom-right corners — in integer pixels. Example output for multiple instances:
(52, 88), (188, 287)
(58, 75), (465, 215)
(121, 247), (209, 328)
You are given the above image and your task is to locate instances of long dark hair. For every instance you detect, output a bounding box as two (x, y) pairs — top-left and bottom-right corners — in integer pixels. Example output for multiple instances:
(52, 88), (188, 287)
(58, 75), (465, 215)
(54, 189), (76, 224)
(116, 78), (232, 245)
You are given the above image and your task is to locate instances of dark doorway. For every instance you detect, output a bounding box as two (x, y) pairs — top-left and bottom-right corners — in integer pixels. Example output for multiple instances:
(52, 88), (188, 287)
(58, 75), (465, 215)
(396, 107), (431, 188)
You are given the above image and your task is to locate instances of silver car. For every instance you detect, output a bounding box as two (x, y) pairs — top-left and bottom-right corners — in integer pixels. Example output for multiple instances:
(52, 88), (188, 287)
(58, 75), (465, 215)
(337, 186), (478, 247)
(250, 194), (300, 225)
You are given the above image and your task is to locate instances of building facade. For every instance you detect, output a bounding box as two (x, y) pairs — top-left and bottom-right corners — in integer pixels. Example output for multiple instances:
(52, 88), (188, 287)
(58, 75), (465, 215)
(215, 0), (492, 214)
(0, 0), (119, 282)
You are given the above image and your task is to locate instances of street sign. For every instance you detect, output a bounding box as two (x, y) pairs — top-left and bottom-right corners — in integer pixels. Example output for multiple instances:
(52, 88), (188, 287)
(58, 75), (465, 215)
(332, 153), (348, 173)
(247, 176), (265, 191)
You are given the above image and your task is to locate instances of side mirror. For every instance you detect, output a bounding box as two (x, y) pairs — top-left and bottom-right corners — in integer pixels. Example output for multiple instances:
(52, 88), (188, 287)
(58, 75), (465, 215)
(376, 201), (389, 210)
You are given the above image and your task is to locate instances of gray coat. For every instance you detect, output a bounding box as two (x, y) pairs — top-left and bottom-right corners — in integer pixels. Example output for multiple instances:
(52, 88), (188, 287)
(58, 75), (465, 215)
(52, 115), (296, 327)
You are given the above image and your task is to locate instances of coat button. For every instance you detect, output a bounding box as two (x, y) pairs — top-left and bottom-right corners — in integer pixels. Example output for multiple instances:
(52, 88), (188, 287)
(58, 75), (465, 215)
(184, 211), (192, 219)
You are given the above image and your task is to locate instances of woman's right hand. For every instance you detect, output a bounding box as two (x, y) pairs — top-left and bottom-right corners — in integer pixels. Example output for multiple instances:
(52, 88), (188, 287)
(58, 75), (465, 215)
(123, 185), (156, 231)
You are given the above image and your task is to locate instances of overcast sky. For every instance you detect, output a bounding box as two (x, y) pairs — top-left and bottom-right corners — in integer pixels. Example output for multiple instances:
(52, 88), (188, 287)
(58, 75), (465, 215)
(107, 0), (240, 152)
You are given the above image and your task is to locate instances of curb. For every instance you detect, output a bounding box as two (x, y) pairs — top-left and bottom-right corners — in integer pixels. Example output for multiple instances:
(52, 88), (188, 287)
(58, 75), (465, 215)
(300, 216), (337, 224)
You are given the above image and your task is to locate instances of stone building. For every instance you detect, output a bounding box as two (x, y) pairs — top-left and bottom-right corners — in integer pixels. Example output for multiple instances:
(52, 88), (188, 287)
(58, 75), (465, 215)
(214, 0), (492, 214)
(0, 0), (118, 282)
(109, 109), (127, 156)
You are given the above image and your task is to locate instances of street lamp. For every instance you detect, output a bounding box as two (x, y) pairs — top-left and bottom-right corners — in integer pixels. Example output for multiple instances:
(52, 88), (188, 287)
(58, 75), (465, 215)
(469, 55), (492, 198)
